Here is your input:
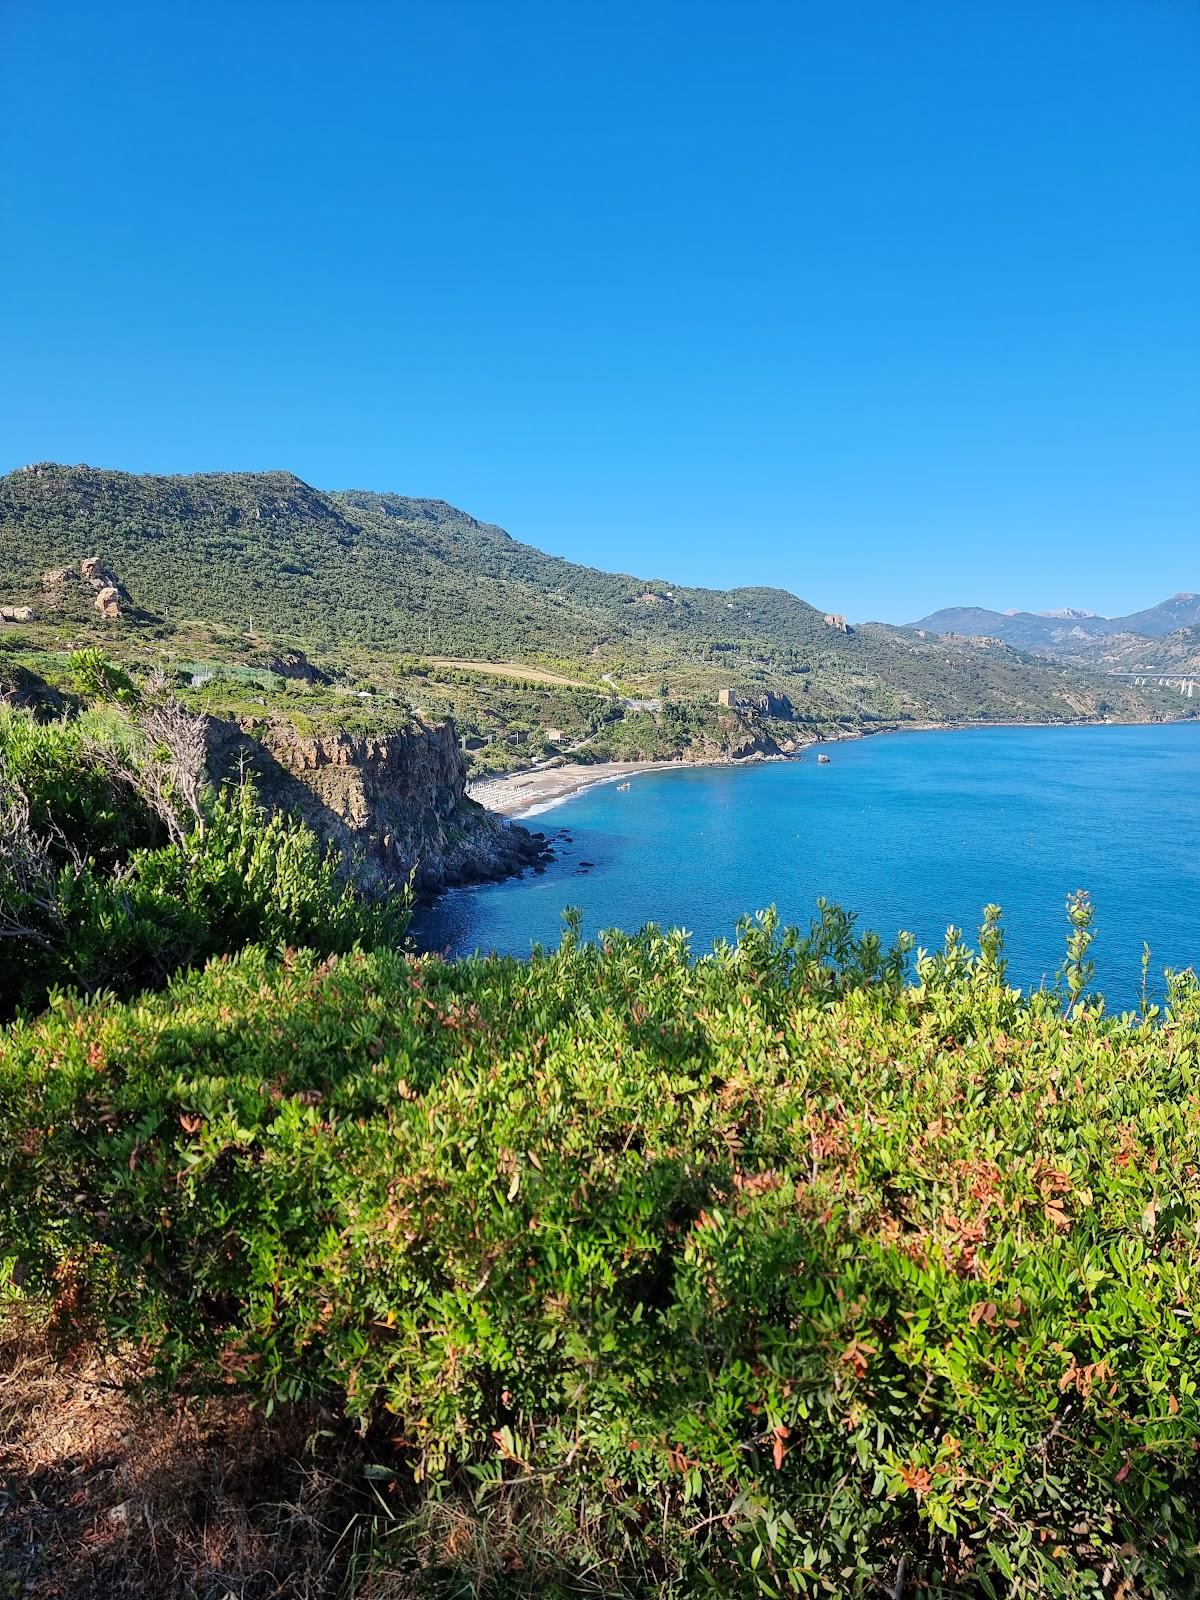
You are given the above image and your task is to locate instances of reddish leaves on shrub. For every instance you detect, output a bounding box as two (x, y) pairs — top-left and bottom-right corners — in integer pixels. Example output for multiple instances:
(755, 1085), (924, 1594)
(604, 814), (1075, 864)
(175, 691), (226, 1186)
(841, 1338), (876, 1379)
(1059, 1358), (1112, 1399)
(899, 1463), (933, 1495)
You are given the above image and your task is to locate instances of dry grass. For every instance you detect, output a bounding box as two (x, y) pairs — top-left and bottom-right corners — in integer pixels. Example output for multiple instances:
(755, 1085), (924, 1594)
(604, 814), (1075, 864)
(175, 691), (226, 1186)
(0, 1307), (410, 1600)
(398, 1494), (653, 1599)
(421, 661), (599, 690)
(0, 1308), (649, 1600)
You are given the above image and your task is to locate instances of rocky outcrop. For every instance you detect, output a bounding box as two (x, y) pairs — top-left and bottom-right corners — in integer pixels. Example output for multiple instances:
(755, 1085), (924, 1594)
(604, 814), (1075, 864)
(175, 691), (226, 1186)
(708, 710), (783, 761)
(823, 612), (852, 634)
(205, 715), (551, 896)
(750, 690), (793, 717)
(717, 689), (794, 718)
(264, 649), (330, 684)
(0, 605), (37, 623)
(94, 585), (121, 619)
(726, 726), (783, 760)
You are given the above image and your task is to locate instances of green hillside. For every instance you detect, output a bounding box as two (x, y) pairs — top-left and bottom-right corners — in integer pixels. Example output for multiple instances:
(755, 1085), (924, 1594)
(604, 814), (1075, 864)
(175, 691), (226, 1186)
(1, 462), (1191, 728)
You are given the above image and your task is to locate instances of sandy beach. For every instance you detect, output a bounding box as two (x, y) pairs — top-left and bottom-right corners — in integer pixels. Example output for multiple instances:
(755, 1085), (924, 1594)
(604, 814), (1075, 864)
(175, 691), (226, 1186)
(468, 758), (736, 819)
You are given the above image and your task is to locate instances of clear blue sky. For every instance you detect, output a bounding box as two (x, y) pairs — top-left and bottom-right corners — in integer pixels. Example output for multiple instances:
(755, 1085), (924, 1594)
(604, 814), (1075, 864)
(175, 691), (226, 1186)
(2, 1), (1196, 622)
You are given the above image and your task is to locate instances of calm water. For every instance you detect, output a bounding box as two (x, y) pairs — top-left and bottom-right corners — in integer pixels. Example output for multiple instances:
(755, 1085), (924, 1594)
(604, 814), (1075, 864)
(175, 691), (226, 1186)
(415, 724), (1200, 1002)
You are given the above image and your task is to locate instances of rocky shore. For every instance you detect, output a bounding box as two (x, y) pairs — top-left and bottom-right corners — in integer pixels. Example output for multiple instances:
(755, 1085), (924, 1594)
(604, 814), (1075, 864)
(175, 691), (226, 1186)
(205, 715), (554, 898)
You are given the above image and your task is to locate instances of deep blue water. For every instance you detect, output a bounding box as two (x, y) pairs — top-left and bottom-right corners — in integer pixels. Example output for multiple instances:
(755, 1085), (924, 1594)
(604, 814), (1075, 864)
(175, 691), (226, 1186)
(414, 724), (1200, 1002)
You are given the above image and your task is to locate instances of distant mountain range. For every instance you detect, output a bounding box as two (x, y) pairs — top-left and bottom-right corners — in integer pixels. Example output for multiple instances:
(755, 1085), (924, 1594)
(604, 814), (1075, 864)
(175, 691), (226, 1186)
(908, 595), (1200, 674)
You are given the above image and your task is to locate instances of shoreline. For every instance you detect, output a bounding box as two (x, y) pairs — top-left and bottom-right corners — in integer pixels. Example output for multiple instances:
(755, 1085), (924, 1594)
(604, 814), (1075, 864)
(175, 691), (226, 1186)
(471, 716), (1196, 820)
(469, 754), (773, 818)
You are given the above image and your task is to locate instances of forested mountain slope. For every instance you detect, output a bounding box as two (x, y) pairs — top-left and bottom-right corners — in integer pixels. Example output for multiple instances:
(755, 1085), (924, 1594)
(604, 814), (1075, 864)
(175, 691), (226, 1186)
(0, 462), (1190, 726)
(3, 465), (828, 657)
(1116, 593), (1200, 635)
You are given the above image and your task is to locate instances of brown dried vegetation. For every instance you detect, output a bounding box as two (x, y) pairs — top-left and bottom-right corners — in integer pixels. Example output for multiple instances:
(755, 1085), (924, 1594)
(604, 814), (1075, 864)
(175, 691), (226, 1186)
(0, 1311), (392, 1600)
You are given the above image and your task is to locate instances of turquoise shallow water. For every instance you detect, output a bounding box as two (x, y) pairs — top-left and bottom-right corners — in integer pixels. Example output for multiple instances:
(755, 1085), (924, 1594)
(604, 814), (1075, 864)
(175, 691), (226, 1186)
(414, 723), (1200, 1002)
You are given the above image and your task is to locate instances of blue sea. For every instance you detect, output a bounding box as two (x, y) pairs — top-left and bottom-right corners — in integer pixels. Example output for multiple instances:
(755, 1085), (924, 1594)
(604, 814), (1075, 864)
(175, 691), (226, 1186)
(414, 724), (1200, 1003)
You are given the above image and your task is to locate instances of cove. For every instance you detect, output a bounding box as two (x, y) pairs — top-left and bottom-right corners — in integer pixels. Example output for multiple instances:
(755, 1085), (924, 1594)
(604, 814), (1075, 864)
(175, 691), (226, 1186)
(413, 723), (1200, 1003)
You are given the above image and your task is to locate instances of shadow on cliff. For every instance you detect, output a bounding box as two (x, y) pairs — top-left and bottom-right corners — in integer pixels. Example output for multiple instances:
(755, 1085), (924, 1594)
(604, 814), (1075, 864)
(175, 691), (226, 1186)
(204, 715), (550, 897)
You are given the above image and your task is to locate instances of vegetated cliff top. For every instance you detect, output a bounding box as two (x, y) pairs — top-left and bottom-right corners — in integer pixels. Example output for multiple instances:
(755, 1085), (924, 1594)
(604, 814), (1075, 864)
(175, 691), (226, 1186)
(0, 462), (1191, 727)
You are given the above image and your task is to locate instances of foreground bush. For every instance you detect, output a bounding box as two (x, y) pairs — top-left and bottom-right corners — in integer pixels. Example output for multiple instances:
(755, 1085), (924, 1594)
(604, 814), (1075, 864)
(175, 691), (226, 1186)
(0, 783), (409, 1018)
(3, 910), (1200, 1596)
(1, 698), (409, 1016)
(0, 701), (157, 868)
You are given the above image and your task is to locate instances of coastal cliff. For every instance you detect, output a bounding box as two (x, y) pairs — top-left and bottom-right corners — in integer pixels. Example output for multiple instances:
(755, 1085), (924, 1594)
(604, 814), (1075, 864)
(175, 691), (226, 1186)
(205, 715), (550, 895)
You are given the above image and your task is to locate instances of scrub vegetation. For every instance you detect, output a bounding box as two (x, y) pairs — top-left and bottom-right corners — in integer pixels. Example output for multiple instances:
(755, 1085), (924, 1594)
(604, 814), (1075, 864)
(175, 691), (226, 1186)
(3, 884), (1199, 1596)
(0, 686), (408, 1020)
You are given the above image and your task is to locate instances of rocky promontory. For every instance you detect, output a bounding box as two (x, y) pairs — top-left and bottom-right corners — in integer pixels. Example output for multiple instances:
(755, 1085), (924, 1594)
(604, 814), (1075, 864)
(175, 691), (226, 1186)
(205, 714), (552, 897)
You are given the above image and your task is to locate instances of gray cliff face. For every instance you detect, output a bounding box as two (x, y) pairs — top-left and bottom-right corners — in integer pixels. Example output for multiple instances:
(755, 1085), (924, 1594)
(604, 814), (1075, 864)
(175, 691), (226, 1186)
(205, 716), (550, 895)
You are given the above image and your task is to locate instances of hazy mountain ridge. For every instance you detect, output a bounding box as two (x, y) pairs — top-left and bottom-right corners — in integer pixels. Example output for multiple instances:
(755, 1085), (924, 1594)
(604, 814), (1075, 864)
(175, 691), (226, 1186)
(912, 594), (1200, 652)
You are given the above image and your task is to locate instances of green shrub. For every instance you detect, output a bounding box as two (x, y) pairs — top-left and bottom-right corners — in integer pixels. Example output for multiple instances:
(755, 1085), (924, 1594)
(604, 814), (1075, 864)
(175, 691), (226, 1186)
(0, 702), (156, 867)
(0, 781), (409, 1017)
(3, 909), (1199, 1595)
(67, 646), (138, 704)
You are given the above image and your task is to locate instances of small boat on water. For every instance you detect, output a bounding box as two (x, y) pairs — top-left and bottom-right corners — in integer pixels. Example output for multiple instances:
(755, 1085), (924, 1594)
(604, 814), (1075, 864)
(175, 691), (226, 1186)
(817, 753), (831, 764)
